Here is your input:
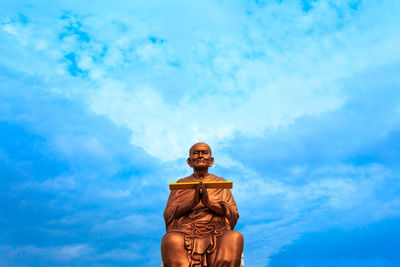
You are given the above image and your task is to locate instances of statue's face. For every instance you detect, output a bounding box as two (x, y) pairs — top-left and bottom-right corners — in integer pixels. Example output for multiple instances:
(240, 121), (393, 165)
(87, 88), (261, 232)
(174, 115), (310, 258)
(188, 143), (214, 169)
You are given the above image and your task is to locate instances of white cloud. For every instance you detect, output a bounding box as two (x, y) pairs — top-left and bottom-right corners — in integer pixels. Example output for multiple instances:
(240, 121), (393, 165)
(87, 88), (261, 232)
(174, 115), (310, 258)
(80, 0), (400, 161)
(2, 1), (399, 163)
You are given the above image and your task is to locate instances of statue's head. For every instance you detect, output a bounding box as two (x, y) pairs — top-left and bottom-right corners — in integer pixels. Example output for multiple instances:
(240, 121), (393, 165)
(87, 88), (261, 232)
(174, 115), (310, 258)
(187, 142), (214, 169)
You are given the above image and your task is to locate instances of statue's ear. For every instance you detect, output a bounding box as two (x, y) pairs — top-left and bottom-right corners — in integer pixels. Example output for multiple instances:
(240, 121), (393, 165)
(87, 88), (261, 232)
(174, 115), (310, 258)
(208, 157), (214, 167)
(187, 157), (194, 167)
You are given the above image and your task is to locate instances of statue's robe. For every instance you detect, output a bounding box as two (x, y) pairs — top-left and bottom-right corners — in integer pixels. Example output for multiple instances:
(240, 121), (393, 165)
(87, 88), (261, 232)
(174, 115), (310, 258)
(163, 174), (239, 266)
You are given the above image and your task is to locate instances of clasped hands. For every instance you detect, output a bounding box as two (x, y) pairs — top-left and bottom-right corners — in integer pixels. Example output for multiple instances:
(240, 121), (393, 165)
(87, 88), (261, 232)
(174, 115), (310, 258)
(174, 182), (225, 218)
(192, 182), (225, 216)
(192, 182), (211, 207)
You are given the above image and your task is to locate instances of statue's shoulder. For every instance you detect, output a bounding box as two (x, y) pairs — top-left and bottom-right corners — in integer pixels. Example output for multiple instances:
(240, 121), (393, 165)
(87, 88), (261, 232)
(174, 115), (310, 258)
(176, 176), (193, 183)
(208, 174), (227, 181)
(175, 175), (227, 182)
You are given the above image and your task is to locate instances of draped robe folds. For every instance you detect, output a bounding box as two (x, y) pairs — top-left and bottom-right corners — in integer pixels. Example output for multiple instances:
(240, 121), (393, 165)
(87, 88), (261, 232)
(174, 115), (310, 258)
(163, 174), (239, 266)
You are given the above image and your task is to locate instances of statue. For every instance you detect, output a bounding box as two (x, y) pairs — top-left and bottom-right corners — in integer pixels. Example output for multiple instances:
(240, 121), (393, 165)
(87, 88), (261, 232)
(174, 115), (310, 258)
(161, 142), (244, 267)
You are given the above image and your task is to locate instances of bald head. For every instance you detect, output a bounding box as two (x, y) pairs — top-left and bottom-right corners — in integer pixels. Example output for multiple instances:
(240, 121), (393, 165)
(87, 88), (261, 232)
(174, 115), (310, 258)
(187, 142), (214, 170)
(189, 142), (212, 156)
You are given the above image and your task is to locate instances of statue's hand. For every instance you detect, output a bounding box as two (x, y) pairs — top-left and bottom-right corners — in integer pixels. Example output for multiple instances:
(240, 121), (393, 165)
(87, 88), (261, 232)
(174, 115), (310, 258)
(200, 182), (210, 206)
(192, 182), (201, 206)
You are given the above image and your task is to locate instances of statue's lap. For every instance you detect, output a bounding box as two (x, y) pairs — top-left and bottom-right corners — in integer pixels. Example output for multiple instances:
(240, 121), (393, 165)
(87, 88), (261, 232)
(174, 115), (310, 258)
(162, 230), (243, 251)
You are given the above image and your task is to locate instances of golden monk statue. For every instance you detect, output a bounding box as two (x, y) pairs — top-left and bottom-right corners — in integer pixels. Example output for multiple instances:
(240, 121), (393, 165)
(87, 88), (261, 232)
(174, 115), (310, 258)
(161, 142), (244, 267)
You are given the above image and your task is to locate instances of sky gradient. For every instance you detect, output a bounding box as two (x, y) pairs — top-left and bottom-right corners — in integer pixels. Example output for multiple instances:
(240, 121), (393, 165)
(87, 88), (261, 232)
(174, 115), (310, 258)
(1, 0), (400, 266)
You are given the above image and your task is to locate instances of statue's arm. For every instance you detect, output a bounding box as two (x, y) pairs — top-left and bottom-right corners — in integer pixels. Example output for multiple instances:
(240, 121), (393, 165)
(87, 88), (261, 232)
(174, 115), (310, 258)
(204, 201), (225, 216)
(174, 200), (197, 217)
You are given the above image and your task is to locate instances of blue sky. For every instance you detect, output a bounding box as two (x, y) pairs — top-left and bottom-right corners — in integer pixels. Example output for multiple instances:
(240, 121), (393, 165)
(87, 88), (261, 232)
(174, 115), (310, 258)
(1, 0), (400, 266)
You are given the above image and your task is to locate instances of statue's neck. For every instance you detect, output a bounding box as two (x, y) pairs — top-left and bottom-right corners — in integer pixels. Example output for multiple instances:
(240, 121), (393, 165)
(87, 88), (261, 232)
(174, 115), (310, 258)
(193, 168), (209, 180)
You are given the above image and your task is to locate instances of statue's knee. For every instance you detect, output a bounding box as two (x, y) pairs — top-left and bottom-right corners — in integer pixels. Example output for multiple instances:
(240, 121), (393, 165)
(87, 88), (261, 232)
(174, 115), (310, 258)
(162, 233), (184, 248)
(228, 231), (244, 244)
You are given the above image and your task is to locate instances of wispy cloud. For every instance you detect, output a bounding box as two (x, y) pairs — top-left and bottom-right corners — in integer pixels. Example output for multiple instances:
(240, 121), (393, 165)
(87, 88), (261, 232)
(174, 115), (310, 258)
(4, 0), (399, 161)
(0, 244), (93, 262)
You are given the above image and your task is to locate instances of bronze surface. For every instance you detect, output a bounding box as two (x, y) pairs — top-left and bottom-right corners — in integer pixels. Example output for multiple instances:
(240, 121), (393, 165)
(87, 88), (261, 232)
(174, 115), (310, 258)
(161, 142), (244, 267)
